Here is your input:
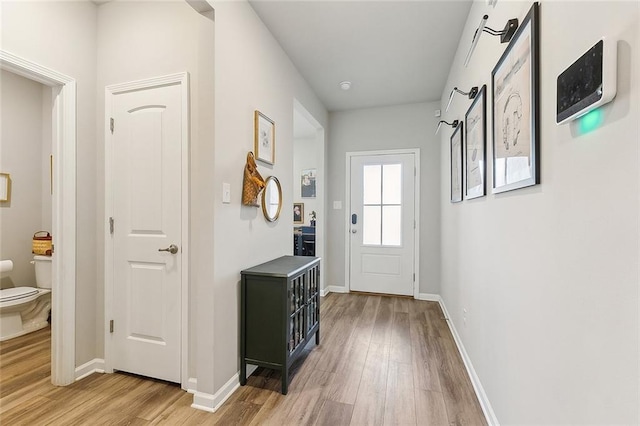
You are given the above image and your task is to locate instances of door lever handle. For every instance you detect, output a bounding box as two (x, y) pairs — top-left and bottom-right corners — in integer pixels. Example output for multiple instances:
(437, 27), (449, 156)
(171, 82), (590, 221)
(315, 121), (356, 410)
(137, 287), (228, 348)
(158, 244), (179, 254)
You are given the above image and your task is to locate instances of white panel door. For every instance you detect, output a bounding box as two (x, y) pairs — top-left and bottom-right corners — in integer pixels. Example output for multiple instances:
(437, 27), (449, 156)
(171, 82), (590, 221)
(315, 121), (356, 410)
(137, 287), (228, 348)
(110, 82), (182, 383)
(349, 153), (415, 296)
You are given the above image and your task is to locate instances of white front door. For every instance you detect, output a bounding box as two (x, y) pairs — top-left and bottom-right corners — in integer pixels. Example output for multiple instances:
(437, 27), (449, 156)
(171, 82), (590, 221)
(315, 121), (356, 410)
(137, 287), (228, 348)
(108, 79), (184, 383)
(349, 153), (416, 296)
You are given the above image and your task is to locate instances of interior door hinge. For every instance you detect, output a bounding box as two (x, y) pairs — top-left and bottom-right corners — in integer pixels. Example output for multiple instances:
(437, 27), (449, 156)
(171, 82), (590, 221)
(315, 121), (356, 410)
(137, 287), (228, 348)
(109, 320), (114, 333)
(414, 220), (416, 229)
(110, 117), (114, 134)
(413, 273), (416, 282)
(109, 217), (114, 235)
(51, 244), (55, 254)
(414, 167), (416, 177)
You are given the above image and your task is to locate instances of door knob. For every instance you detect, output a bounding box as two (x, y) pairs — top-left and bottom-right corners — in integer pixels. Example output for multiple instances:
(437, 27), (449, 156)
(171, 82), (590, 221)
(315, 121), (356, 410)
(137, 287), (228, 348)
(351, 229), (357, 234)
(158, 244), (179, 254)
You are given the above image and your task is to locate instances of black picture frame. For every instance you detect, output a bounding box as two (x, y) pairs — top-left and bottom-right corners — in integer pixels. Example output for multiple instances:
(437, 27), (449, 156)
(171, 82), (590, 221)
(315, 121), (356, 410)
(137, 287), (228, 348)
(450, 122), (463, 203)
(491, 2), (540, 193)
(293, 203), (304, 224)
(465, 85), (487, 199)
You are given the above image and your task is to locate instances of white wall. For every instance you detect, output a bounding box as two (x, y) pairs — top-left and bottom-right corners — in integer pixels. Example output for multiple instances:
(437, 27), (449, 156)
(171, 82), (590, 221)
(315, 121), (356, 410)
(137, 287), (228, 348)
(0, 70), (45, 289)
(96, 0), (215, 379)
(293, 136), (321, 227)
(439, 1), (639, 423)
(327, 102), (441, 295)
(0, 1), (98, 365)
(207, 0), (328, 396)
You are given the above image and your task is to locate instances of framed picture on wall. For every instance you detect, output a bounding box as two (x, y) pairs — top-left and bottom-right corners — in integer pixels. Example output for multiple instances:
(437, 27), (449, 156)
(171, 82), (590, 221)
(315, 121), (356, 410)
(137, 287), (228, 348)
(254, 110), (275, 165)
(464, 85), (487, 199)
(301, 169), (316, 198)
(293, 203), (304, 224)
(491, 2), (540, 193)
(450, 122), (463, 203)
(0, 173), (10, 202)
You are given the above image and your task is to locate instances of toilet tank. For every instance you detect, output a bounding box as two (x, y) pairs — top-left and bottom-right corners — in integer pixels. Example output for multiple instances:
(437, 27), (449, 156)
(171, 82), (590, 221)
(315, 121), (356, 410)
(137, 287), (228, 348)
(33, 255), (52, 289)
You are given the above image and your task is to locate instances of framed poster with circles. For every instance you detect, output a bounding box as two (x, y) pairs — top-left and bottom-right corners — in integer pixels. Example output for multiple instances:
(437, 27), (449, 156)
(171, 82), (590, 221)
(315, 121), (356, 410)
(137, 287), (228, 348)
(491, 2), (540, 193)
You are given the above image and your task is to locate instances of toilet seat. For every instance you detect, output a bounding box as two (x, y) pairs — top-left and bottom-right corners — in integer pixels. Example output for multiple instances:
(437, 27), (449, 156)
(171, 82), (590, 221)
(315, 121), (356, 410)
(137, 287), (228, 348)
(0, 287), (39, 303)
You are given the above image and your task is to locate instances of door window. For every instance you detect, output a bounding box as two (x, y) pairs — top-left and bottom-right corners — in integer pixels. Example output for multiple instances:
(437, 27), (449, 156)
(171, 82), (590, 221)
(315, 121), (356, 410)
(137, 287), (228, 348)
(362, 163), (402, 246)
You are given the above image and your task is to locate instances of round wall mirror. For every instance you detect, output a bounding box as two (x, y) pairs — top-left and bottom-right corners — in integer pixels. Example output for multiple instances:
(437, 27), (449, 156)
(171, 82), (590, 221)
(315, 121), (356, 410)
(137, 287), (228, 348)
(262, 176), (282, 222)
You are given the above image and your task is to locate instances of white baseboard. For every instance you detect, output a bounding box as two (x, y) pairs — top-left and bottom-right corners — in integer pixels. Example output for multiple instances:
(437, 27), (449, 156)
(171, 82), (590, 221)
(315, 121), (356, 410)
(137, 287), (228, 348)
(186, 377), (197, 394)
(416, 293), (441, 302)
(74, 358), (105, 381)
(321, 285), (348, 297)
(438, 298), (499, 426)
(191, 391), (216, 413)
(191, 365), (258, 413)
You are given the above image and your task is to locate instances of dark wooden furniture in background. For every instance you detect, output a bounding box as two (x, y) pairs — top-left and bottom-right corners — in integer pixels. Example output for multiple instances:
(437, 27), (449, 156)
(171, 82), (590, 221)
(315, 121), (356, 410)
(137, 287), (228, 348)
(240, 255), (321, 394)
(293, 226), (315, 256)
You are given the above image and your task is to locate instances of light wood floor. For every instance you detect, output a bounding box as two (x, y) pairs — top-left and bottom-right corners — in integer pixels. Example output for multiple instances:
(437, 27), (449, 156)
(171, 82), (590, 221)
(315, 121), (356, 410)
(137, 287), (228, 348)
(0, 293), (486, 425)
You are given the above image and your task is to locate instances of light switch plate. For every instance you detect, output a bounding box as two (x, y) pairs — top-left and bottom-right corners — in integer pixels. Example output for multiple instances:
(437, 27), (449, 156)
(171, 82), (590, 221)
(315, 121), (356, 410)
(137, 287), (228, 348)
(333, 201), (342, 210)
(222, 183), (231, 204)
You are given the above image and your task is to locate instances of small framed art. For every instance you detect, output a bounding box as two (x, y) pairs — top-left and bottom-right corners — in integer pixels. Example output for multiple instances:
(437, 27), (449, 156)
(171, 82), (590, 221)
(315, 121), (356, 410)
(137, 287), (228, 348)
(301, 169), (316, 198)
(465, 85), (487, 199)
(293, 203), (304, 224)
(0, 173), (10, 203)
(254, 110), (275, 165)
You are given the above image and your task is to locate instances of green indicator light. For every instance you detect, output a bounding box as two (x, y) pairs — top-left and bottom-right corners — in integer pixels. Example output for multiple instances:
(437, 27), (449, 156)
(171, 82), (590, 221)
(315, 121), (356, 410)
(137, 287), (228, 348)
(578, 108), (604, 134)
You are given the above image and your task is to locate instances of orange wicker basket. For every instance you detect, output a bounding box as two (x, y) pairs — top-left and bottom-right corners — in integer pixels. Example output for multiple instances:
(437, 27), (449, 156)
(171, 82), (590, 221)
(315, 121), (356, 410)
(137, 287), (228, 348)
(32, 231), (52, 255)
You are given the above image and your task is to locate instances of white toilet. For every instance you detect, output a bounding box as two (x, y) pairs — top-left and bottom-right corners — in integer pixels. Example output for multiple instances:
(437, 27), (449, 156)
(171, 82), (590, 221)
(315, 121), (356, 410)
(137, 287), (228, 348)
(0, 256), (52, 341)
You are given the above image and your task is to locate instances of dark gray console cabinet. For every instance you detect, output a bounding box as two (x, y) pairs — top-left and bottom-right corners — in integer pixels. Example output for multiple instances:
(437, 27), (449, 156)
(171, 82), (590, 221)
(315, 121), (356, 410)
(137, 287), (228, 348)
(240, 255), (320, 395)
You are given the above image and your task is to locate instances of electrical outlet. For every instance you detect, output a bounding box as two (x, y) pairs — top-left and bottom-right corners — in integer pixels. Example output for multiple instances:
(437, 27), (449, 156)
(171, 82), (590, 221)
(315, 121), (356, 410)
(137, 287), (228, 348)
(463, 308), (468, 325)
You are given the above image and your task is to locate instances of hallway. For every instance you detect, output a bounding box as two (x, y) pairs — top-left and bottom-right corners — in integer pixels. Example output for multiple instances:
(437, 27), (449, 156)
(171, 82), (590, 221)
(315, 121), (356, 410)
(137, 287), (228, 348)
(0, 293), (485, 425)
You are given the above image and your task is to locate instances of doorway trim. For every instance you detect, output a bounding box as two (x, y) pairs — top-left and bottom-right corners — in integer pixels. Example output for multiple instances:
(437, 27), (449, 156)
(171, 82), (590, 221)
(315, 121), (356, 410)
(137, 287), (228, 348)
(293, 99), (326, 291)
(0, 50), (77, 385)
(344, 148), (421, 298)
(103, 72), (190, 389)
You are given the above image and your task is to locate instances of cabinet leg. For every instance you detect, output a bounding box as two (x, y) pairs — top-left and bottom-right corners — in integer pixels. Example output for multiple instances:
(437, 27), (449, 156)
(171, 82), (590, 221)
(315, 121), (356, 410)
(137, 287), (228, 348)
(315, 329), (320, 345)
(240, 360), (247, 386)
(281, 367), (289, 395)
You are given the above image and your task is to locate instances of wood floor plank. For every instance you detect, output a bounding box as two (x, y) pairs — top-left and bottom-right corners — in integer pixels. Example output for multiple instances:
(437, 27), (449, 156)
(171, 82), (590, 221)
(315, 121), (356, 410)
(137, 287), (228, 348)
(393, 297), (409, 313)
(360, 341), (390, 391)
(414, 389), (450, 426)
(350, 387), (385, 426)
(370, 296), (395, 344)
(211, 400), (262, 425)
(314, 399), (354, 426)
(383, 361), (416, 426)
(0, 294), (486, 426)
(409, 301), (442, 392)
(284, 369), (334, 425)
(433, 336), (487, 426)
(325, 364), (364, 405)
(389, 311), (412, 364)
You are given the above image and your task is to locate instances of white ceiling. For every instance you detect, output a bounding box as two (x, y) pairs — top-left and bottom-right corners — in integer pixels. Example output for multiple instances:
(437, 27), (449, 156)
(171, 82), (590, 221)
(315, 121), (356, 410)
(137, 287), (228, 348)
(249, 0), (473, 112)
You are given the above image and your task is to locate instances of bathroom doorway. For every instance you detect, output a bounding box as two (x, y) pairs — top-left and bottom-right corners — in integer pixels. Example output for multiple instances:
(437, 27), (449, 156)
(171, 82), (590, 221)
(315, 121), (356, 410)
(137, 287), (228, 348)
(0, 69), (52, 292)
(0, 50), (78, 385)
(292, 100), (326, 291)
